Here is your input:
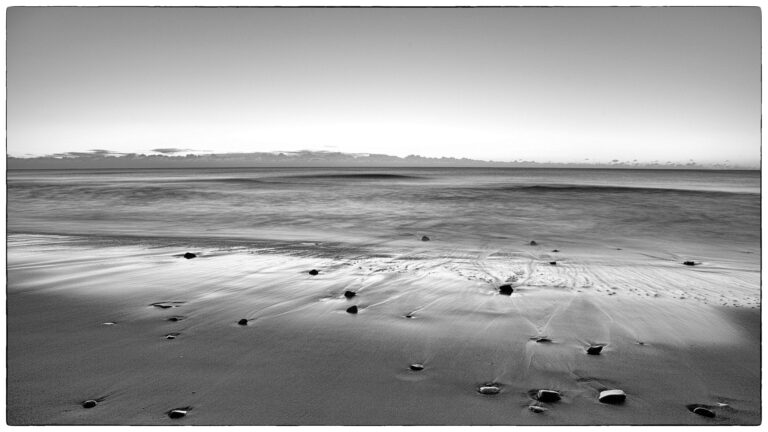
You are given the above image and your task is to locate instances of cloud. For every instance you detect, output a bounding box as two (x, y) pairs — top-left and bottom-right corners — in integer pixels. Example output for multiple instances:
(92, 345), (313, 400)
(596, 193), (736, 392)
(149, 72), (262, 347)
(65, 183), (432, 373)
(151, 148), (195, 154)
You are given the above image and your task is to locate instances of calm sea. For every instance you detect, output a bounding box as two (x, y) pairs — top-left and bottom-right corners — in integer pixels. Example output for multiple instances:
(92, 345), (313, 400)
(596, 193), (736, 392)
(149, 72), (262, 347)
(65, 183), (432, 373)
(7, 168), (761, 255)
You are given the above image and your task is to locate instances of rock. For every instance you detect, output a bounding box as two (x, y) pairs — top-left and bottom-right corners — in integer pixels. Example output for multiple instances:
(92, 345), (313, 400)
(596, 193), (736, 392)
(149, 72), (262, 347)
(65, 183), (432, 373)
(238, 319), (248, 326)
(552, 249), (559, 252)
(533, 336), (552, 343)
(344, 290), (356, 299)
(167, 316), (184, 322)
(308, 269), (319, 275)
(683, 261), (697, 266)
(537, 389), (561, 403)
(82, 400), (98, 408)
(404, 314), (414, 319)
(549, 261), (557, 265)
(102, 322), (116, 326)
(598, 389), (626, 404)
(529, 405), (548, 413)
(183, 252), (196, 259)
(587, 345), (603, 355)
(478, 384), (501, 395)
(530, 241), (538, 246)
(692, 406), (716, 418)
(167, 408), (188, 419)
(498, 284), (514, 295)
(346, 305), (358, 314)
(421, 236), (430, 241)
(409, 363), (424, 371)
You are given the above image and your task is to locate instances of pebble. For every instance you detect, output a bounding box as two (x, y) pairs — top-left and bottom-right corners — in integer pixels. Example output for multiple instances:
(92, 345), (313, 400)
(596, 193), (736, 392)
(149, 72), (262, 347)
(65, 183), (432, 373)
(551, 249), (559, 252)
(346, 305), (358, 314)
(421, 236), (430, 241)
(102, 322), (116, 326)
(530, 241), (538, 246)
(183, 252), (196, 259)
(598, 389), (626, 404)
(82, 400), (98, 409)
(529, 405), (548, 413)
(683, 261), (697, 266)
(587, 345), (603, 355)
(498, 284), (514, 295)
(344, 290), (356, 299)
(478, 385), (501, 395)
(308, 269), (319, 275)
(534, 337), (552, 343)
(167, 408), (188, 419)
(238, 319), (248, 326)
(693, 406), (716, 418)
(549, 261), (557, 265)
(409, 363), (424, 371)
(537, 389), (561, 403)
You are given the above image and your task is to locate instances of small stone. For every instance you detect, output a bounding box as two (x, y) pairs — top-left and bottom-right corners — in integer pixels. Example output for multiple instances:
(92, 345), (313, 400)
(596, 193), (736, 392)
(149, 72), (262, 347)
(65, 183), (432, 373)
(421, 236), (430, 241)
(102, 322), (116, 326)
(529, 405), (548, 413)
(552, 249), (559, 252)
(478, 384), (501, 395)
(409, 363), (424, 371)
(549, 261), (557, 265)
(167, 316), (184, 322)
(344, 290), (356, 299)
(346, 305), (358, 314)
(537, 389), (561, 402)
(587, 345), (603, 355)
(530, 241), (537, 246)
(183, 252), (196, 259)
(683, 261), (697, 266)
(82, 400), (98, 408)
(692, 407), (716, 418)
(238, 319), (248, 326)
(598, 389), (626, 404)
(404, 314), (413, 319)
(308, 269), (319, 275)
(167, 408), (188, 419)
(165, 332), (180, 340)
(498, 284), (514, 295)
(534, 337), (552, 343)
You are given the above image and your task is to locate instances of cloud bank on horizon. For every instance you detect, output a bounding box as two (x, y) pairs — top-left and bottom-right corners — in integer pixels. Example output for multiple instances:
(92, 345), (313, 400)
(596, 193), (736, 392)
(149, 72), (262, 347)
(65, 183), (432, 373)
(6, 7), (761, 165)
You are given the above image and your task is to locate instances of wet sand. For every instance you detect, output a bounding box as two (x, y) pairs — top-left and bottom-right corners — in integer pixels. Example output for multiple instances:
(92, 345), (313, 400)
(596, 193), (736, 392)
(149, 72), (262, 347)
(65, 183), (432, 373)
(6, 234), (761, 425)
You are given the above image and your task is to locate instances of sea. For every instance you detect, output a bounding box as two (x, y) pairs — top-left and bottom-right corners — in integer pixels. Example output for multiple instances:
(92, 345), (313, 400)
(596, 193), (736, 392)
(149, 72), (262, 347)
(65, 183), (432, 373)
(6, 167), (761, 257)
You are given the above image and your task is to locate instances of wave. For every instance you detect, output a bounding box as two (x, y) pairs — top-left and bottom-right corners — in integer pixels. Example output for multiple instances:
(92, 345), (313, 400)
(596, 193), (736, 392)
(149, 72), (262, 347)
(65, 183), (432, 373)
(490, 184), (758, 195)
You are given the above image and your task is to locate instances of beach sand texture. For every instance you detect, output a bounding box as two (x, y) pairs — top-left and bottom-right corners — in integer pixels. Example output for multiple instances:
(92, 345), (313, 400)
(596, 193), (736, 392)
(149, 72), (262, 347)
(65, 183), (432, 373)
(7, 234), (760, 425)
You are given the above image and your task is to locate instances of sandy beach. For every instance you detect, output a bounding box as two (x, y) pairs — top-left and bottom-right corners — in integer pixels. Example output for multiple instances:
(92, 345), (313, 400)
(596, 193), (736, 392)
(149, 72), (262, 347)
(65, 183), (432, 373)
(6, 233), (760, 425)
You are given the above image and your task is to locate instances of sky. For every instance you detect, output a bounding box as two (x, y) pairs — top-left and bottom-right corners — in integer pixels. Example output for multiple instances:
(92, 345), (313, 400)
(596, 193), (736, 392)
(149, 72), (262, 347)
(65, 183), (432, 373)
(6, 7), (761, 165)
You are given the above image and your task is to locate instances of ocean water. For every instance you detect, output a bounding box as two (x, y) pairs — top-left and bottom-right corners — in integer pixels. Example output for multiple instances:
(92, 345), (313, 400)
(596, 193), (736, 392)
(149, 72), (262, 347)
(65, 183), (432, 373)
(7, 168), (761, 256)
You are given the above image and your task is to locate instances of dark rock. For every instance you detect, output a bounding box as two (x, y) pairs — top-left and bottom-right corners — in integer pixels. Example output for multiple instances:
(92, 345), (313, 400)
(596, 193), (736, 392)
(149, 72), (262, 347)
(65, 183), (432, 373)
(530, 241), (538, 246)
(477, 384), (501, 395)
(529, 405), (548, 413)
(587, 345), (603, 355)
(151, 303), (173, 309)
(165, 332), (180, 340)
(344, 290), (356, 299)
(167, 316), (184, 322)
(183, 252), (196, 259)
(598, 389), (626, 404)
(688, 405), (715, 418)
(238, 319), (248, 326)
(167, 408), (189, 419)
(308, 269), (319, 275)
(549, 261), (557, 265)
(683, 261), (697, 266)
(498, 284), (514, 295)
(404, 314), (413, 319)
(533, 336), (552, 343)
(421, 236), (430, 241)
(346, 305), (358, 314)
(552, 249), (559, 252)
(82, 400), (98, 409)
(537, 389), (561, 402)
(409, 363), (424, 371)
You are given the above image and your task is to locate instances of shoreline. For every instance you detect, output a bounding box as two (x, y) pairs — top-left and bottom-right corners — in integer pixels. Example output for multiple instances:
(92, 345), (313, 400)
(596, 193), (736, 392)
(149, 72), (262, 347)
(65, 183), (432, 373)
(6, 235), (761, 425)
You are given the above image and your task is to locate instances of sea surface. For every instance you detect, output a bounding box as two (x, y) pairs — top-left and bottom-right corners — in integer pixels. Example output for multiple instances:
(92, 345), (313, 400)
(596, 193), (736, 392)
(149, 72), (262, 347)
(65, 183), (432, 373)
(7, 167), (761, 256)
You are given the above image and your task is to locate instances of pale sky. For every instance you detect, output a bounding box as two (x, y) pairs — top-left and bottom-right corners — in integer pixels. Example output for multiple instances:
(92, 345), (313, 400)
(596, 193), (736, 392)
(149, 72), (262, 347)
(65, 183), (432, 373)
(7, 7), (761, 164)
